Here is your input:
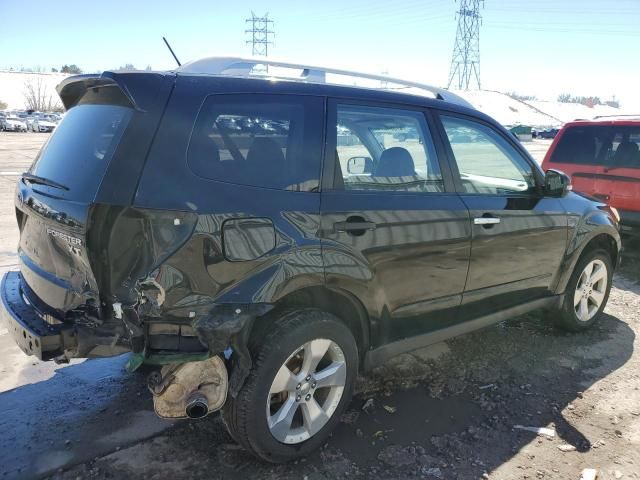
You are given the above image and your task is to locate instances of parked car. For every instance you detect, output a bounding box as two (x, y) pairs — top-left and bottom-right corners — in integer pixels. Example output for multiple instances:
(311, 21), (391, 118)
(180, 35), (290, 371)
(538, 127), (560, 139)
(40, 113), (61, 123)
(541, 116), (640, 235)
(31, 118), (57, 132)
(2, 116), (27, 132)
(1, 59), (621, 463)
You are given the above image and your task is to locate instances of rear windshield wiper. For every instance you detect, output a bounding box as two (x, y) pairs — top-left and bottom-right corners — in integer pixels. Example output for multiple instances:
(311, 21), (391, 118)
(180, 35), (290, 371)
(22, 173), (70, 191)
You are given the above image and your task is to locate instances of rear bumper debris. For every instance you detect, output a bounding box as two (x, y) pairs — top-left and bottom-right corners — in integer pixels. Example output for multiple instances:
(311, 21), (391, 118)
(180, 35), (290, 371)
(1, 271), (131, 361)
(0, 271), (72, 360)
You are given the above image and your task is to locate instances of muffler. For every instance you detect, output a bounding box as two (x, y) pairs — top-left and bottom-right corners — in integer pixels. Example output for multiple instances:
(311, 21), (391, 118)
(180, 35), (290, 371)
(148, 355), (228, 419)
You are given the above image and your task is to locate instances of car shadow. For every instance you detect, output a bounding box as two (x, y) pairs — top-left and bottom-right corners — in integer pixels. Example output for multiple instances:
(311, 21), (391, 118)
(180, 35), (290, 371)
(318, 310), (633, 478)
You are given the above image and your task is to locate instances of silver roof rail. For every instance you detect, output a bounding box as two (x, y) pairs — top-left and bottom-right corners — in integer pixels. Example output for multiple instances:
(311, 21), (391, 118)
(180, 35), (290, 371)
(593, 114), (640, 120)
(177, 56), (474, 109)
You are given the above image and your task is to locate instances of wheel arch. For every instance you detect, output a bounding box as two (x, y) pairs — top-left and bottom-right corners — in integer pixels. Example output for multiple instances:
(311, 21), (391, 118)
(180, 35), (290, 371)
(251, 285), (370, 363)
(580, 233), (619, 266)
(555, 230), (620, 294)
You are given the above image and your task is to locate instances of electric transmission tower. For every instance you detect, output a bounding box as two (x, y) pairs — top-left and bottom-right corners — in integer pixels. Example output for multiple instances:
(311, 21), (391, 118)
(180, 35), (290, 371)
(447, 0), (484, 90)
(245, 12), (274, 57)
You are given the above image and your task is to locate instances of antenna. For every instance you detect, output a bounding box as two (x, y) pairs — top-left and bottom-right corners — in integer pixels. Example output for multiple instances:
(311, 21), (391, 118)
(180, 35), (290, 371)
(163, 36), (181, 67)
(447, 0), (484, 90)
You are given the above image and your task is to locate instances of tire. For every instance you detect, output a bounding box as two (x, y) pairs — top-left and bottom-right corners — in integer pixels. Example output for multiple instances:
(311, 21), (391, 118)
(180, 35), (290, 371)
(554, 248), (613, 332)
(222, 309), (358, 463)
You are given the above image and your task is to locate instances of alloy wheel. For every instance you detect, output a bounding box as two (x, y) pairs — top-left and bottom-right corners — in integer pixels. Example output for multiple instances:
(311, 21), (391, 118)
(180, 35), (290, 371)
(266, 339), (346, 444)
(574, 259), (608, 322)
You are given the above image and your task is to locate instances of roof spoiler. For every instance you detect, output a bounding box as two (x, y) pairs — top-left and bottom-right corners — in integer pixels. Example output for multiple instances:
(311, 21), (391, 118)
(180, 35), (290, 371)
(56, 73), (139, 110)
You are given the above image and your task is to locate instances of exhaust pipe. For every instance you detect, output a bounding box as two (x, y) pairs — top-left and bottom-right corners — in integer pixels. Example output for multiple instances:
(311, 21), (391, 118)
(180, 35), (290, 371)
(185, 392), (209, 419)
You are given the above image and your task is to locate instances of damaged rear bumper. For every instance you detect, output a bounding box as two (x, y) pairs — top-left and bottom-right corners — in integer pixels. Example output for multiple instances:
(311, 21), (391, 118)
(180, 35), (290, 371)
(2, 268), (274, 403)
(1, 271), (130, 361)
(0, 271), (74, 360)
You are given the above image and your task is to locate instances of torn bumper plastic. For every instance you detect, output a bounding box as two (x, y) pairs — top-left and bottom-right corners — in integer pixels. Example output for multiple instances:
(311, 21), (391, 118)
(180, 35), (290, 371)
(1, 271), (131, 361)
(0, 271), (74, 360)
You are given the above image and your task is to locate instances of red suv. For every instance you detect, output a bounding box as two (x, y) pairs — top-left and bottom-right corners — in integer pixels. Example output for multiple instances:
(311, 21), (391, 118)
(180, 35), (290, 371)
(542, 116), (640, 235)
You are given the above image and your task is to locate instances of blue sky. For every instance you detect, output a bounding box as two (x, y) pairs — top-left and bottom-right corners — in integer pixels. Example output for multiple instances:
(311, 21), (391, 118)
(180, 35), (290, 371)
(1, 0), (639, 107)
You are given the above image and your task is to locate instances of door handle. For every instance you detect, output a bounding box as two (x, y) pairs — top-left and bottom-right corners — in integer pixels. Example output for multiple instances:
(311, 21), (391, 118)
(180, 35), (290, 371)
(334, 217), (377, 235)
(474, 216), (501, 225)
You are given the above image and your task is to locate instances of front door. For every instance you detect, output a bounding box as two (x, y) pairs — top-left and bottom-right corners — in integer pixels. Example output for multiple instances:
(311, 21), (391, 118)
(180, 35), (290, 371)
(320, 100), (471, 347)
(436, 112), (569, 317)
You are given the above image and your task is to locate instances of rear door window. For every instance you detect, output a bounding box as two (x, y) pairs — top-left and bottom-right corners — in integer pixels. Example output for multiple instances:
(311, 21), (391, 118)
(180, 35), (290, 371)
(188, 94), (323, 191)
(334, 104), (445, 193)
(30, 104), (132, 202)
(550, 125), (640, 169)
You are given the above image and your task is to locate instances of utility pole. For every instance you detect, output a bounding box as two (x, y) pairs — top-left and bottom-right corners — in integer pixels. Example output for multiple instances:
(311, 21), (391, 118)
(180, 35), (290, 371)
(447, 0), (484, 90)
(245, 12), (275, 58)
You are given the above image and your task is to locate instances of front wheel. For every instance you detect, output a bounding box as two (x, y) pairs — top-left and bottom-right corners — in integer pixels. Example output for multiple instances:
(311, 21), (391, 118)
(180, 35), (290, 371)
(554, 249), (613, 331)
(222, 309), (358, 463)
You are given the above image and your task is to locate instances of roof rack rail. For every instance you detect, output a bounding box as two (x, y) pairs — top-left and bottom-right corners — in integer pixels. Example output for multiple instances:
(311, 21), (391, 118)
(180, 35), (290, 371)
(177, 56), (474, 109)
(593, 114), (640, 119)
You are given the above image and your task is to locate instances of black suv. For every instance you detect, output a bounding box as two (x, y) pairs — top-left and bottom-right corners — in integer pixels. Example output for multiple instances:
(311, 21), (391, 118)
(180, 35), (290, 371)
(1, 58), (621, 462)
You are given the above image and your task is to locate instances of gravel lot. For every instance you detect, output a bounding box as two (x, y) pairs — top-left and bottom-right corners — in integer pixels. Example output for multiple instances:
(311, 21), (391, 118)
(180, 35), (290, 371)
(0, 132), (638, 480)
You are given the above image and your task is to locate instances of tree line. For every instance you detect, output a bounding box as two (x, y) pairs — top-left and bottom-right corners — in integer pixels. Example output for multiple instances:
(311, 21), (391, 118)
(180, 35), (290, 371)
(557, 93), (620, 108)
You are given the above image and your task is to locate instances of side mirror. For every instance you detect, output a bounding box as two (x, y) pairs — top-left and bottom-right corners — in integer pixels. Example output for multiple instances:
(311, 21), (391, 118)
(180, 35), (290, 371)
(347, 156), (373, 175)
(544, 169), (572, 197)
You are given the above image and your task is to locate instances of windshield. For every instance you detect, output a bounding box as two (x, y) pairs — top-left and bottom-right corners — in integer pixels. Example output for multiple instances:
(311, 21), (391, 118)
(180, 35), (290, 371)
(30, 104), (133, 201)
(550, 125), (640, 169)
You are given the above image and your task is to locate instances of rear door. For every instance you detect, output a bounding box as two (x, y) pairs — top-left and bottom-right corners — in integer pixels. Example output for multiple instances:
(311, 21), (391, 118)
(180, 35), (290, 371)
(435, 112), (569, 317)
(320, 100), (471, 347)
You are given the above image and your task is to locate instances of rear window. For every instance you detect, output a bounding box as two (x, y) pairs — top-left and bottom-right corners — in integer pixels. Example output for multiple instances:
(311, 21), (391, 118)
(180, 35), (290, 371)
(550, 125), (640, 169)
(188, 94), (323, 191)
(30, 104), (132, 201)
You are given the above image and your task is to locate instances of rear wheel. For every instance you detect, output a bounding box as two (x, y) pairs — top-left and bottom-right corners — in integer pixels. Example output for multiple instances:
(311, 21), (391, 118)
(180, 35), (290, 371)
(554, 249), (613, 331)
(222, 309), (358, 462)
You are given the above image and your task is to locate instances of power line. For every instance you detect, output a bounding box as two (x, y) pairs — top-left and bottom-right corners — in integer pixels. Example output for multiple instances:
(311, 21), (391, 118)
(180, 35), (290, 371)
(245, 12), (275, 57)
(447, 0), (484, 90)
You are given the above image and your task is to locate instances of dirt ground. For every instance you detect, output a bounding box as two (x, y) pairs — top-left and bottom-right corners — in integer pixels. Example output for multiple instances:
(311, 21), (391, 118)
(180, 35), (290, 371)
(0, 133), (638, 480)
